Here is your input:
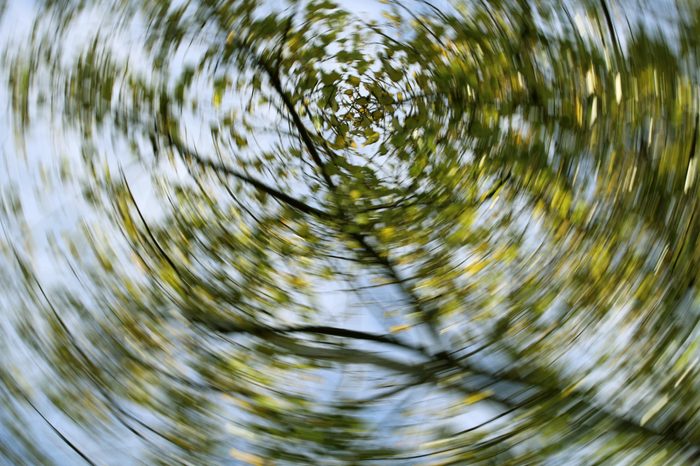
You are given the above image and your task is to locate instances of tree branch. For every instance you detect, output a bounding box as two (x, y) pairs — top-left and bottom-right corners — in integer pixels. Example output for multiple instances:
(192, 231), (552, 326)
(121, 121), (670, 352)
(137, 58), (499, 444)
(211, 320), (700, 451)
(167, 136), (332, 219)
(251, 55), (441, 342)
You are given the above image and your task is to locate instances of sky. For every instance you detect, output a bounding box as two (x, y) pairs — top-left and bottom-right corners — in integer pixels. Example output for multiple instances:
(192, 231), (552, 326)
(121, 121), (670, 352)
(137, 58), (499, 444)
(1, 0), (685, 463)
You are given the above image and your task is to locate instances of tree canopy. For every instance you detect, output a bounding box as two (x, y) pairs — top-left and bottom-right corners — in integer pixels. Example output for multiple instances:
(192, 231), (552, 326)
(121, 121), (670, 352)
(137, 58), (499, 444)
(2, 0), (700, 464)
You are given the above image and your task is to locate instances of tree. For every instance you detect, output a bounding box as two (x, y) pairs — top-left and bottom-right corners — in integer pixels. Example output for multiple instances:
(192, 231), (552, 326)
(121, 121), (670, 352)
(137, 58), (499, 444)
(2, 0), (700, 464)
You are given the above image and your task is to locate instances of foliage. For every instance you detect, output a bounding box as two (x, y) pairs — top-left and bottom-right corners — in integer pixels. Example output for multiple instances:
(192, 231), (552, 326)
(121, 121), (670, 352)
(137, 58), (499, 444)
(2, 0), (700, 464)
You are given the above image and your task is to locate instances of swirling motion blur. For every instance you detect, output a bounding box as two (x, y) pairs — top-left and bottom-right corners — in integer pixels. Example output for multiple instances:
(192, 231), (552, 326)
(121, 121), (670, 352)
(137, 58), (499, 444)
(1, 0), (700, 464)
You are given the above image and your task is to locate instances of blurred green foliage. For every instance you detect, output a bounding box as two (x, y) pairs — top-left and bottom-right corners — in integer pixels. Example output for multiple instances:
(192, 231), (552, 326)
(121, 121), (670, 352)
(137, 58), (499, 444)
(3, 0), (700, 464)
